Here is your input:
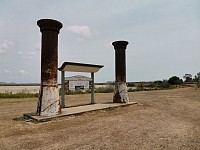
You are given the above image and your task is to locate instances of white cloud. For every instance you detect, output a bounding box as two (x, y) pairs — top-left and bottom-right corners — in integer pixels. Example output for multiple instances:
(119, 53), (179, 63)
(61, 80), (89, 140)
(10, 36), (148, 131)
(3, 69), (10, 73)
(18, 70), (32, 76)
(0, 69), (11, 74)
(0, 40), (13, 55)
(17, 50), (39, 60)
(65, 26), (92, 38)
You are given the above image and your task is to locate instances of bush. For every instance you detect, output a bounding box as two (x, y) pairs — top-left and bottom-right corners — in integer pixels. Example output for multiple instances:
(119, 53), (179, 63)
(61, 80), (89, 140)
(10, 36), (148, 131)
(60, 85), (115, 95)
(127, 82), (135, 87)
(128, 80), (172, 93)
(137, 82), (144, 90)
(128, 88), (145, 92)
(153, 80), (171, 89)
(197, 83), (200, 88)
(159, 81), (171, 89)
(168, 76), (183, 85)
(95, 85), (114, 93)
(0, 92), (38, 99)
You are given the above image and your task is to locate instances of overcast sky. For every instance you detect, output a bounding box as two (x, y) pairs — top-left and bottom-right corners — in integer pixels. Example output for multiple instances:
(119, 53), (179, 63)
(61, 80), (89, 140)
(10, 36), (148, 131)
(0, 0), (199, 83)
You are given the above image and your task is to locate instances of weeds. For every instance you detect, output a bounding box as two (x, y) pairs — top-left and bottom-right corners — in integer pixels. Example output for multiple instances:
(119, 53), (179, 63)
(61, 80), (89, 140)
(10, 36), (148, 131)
(94, 85), (114, 93)
(0, 92), (38, 99)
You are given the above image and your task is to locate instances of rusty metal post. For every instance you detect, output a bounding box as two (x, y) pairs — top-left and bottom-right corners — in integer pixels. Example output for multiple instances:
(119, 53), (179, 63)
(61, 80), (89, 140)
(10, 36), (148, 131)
(112, 41), (129, 103)
(61, 71), (65, 108)
(37, 19), (63, 116)
(91, 72), (95, 104)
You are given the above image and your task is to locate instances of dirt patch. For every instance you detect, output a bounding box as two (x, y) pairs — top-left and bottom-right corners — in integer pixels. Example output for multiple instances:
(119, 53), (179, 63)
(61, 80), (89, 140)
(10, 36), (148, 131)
(0, 87), (200, 149)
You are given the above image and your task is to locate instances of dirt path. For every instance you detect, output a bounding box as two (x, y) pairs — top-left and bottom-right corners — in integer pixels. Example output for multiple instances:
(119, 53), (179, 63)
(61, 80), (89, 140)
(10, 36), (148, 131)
(0, 87), (200, 150)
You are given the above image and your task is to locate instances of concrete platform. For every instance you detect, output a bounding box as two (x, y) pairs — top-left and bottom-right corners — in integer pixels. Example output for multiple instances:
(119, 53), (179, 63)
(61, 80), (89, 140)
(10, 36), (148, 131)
(24, 102), (137, 122)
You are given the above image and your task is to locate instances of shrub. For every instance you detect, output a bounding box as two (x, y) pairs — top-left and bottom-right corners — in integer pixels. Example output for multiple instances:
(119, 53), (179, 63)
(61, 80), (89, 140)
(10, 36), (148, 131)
(127, 82), (135, 87)
(94, 85), (114, 93)
(0, 91), (38, 99)
(168, 76), (183, 85)
(63, 89), (89, 95)
(137, 82), (144, 90)
(197, 83), (200, 88)
(159, 81), (171, 89)
(60, 85), (115, 95)
(154, 80), (170, 89)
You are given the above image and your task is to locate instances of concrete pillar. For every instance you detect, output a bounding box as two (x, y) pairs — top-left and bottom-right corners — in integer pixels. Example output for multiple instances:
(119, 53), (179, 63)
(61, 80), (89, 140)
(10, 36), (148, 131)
(112, 41), (129, 103)
(37, 19), (63, 116)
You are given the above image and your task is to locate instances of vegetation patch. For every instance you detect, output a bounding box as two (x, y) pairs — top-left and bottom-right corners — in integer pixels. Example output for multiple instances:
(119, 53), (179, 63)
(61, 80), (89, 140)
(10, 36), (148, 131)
(0, 92), (38, 99)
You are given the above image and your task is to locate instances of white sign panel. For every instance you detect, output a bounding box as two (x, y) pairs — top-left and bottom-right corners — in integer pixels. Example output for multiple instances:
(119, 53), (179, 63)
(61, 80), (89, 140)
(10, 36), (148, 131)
(69, 81), (89, 90)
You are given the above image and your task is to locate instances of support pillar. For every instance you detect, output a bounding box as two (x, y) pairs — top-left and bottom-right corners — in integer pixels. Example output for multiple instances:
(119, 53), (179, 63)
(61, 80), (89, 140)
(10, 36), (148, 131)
(91, 72), (95, 104)
(112, 41), (129, 103)
(37, 19), (63, 116)
(61, 71), (65, 108)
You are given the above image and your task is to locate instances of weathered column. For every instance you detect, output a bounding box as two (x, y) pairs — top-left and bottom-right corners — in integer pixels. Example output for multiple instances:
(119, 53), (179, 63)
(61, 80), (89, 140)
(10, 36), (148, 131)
(112, 41), (129, 103)
(37, 19), (63, 116)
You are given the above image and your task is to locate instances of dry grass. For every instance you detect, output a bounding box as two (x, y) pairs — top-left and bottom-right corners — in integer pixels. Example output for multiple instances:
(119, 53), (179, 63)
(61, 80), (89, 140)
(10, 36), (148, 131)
(0, 87), (200, 150)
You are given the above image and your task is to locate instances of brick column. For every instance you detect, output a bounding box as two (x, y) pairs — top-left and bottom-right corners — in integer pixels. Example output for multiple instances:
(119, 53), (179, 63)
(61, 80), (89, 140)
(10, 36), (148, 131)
(112, 41), (129, 103)
(37, 19), (63, 116)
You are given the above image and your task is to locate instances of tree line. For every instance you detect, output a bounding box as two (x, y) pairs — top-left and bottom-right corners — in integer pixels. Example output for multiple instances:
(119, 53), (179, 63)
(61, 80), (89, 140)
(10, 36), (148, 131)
(168, 72), (200, 88)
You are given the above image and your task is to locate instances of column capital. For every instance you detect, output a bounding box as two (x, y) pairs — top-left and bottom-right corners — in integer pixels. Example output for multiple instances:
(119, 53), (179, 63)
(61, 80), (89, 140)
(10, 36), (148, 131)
(37, 19), (63, 33)
(112, 41), (129, 50)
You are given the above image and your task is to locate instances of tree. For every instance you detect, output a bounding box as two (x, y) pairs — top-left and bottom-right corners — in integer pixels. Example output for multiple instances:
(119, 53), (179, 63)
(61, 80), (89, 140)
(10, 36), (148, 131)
(193, 72), (200, 82)
(197, 72), (200, 82)
(183, 74), (192, 82)
(195, 72), (200, 88)
(168, 76), (183, 85)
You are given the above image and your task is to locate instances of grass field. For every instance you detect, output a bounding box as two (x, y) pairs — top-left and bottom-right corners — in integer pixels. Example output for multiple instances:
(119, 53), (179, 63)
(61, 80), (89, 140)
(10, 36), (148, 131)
(0, 87), (200, 149)
(0, 85), (106, 94)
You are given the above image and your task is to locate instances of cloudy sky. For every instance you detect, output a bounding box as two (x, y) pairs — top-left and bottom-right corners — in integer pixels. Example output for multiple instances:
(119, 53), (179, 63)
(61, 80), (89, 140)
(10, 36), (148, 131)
(0, 0), (199, 83)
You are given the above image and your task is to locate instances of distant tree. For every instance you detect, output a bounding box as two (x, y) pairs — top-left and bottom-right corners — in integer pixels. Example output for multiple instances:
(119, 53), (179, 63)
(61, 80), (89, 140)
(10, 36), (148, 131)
(197, 72), (200, 82)
(195, 72), (200, 88)
(168, 76), (183, 85)
(193, 75), (198, 82)
(183, 74), (192, 82)
(193, 72), (200, 82)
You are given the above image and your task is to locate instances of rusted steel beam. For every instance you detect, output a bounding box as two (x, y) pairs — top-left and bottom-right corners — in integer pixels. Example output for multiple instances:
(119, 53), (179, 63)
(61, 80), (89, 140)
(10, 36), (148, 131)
(37, 19), (63, 116)
(112, 41), (129, 103)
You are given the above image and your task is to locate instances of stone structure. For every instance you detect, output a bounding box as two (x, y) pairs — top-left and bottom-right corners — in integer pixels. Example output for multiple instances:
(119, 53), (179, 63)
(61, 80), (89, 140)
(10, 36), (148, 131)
(37, 19), (63, 116)
(112, 41), (129, 103)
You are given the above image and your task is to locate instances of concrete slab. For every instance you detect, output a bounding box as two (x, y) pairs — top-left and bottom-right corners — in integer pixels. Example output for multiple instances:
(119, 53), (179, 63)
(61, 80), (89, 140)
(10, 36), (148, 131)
(24, 102), (137, 122)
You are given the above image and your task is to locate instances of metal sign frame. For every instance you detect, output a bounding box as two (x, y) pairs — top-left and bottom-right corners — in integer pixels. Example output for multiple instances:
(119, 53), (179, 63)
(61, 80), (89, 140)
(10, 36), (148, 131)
(58, 62), (104, 108)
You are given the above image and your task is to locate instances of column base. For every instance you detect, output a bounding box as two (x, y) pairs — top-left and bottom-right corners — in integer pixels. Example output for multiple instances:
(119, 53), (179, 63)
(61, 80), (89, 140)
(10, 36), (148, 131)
(37, 86), (61, 116)
(113, 82), (129, 103)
